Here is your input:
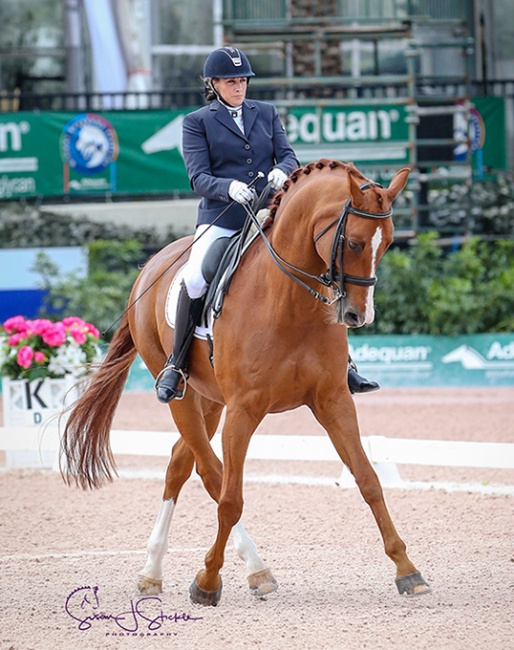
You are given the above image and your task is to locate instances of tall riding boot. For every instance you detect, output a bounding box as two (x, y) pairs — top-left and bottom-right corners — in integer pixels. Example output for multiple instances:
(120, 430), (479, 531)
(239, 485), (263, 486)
(347, 355), (380, 395)
(155, 281), (204, 403)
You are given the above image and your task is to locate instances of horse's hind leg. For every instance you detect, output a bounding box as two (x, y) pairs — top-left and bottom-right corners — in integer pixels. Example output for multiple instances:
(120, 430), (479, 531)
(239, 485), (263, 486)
(138, 392), (276, 597)
(312, 396), (431, 597)
(137, 434), (195, 595)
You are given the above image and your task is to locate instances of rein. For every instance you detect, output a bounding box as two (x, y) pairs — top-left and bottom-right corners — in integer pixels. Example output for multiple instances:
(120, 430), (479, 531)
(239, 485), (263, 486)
(243, 180), (392, 306)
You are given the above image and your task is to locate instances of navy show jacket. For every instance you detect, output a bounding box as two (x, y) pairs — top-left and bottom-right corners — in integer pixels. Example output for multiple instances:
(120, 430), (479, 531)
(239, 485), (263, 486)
(182, 99), (299, 230)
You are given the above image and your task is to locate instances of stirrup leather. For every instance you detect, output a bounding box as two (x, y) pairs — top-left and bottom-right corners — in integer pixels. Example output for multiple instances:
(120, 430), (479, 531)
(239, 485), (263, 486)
(154, 365), (188, 401)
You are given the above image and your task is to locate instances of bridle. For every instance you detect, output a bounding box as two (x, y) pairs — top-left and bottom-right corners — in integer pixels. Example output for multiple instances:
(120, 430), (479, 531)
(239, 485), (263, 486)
(315, 181), (393, 298)
(244, 180), (393, 306)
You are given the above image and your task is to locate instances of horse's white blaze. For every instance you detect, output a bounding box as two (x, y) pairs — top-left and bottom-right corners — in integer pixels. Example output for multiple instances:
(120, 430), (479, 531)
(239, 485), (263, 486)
(364, 224), (383, 324)
(232, 521), (267, 576)
(141, 498), (175, 580)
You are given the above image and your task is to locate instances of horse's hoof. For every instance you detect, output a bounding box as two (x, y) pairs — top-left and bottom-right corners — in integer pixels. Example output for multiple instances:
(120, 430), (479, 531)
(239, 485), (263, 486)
(396, 572), (431, 596)
(247, 568), (278, 597)
(189, 577), (222, 607)
(137, 575), (163, 595)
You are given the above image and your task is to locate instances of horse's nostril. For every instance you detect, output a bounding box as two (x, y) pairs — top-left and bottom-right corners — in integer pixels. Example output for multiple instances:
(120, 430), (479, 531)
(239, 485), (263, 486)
(345, 311), (361, 327)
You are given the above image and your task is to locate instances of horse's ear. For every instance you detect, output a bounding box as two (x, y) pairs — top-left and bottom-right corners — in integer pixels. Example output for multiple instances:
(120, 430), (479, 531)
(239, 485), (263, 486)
(347, 168), (366, 204)
(386, 168), (410, 201)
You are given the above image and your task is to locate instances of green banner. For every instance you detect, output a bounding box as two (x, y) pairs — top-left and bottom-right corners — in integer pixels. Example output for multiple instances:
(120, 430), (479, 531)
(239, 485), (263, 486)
(0, 97), (507, 200)
(348, 333), (514, 387)
(284, 103), (411, 165)
(470, 96), (507, 174)
(0, 110), (191, 199)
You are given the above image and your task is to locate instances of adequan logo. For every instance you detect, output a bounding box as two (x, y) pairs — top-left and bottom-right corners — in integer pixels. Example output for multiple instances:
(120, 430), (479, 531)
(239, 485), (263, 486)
(442, 343), (514, 370)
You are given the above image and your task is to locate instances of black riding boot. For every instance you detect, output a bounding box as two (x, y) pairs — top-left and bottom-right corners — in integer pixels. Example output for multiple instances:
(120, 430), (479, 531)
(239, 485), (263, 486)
(155, 281), (204, 403)
(347, 357), (380, 394)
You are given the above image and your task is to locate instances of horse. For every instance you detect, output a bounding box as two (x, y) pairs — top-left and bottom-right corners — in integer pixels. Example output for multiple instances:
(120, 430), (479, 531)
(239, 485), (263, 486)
(62, 159), (431, 607)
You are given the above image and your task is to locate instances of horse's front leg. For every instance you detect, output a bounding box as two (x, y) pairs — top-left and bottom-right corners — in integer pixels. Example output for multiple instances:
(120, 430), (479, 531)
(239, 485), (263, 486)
(190, 405), (262, 606)
(312, 393), (431, 597)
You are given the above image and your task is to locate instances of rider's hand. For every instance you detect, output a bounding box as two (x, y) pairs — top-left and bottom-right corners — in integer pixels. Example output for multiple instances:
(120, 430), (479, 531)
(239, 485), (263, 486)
(229, 180), (254, 204)
(267, 168), (288, 191)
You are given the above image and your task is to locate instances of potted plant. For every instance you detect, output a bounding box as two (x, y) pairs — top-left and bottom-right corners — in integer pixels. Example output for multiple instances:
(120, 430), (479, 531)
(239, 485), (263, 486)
(0, 315), (103, 427)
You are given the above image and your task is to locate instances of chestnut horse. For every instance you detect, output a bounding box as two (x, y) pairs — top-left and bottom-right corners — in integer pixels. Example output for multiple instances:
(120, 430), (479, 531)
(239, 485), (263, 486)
(62, 159), (430, 606)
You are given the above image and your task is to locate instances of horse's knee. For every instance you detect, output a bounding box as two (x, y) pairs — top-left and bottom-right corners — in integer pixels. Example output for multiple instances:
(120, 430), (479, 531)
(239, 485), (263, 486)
(218, 495), (244, 529)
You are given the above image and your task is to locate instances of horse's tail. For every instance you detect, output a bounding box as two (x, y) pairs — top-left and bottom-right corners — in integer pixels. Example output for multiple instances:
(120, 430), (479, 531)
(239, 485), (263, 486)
(61, 313), (137, 489)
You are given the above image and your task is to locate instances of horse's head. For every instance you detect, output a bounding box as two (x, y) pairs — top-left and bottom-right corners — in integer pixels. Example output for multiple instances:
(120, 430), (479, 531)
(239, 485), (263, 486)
(314, 164), (410, 328)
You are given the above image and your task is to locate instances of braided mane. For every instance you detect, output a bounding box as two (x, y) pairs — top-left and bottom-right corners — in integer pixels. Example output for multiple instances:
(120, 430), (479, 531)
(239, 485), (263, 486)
(268, 159), (368, 221)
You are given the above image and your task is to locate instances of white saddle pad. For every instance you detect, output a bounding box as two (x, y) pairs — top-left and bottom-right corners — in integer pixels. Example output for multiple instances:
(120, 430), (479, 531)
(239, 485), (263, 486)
(165, 266), (213, 340)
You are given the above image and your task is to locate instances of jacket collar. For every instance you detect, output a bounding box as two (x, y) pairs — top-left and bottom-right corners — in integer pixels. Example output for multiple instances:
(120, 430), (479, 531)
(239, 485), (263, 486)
(210, 99), (258, 139)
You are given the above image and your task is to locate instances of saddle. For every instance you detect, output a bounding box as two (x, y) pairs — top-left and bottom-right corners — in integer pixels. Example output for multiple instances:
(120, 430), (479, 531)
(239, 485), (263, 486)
(201, 184), (274, 324)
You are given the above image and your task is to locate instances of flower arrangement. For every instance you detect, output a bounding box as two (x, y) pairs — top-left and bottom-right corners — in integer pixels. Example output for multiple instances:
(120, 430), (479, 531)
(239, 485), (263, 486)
(0, 315), (103, 381)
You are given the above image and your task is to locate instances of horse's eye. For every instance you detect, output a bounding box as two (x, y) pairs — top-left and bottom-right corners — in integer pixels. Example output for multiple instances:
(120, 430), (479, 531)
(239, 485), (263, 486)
(347, 240), (360, 252)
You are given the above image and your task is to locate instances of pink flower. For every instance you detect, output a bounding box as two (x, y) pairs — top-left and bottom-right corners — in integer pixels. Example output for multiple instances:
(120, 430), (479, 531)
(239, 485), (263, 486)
(86, 323), (100, 339)
(3, 315), (28, 334)
(34, 351), (46, 364)
(30, 319), (53, 336)
(17, 345), (34, 369)
(62, 316), (85, 328)
(69, 323), (87, 345)
(7, 333), (25, 347)
(41, 322), (66, 347)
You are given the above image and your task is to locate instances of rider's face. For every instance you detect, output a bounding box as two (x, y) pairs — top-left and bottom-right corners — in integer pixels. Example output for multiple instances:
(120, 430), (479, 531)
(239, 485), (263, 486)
(213, 77), (248, 106)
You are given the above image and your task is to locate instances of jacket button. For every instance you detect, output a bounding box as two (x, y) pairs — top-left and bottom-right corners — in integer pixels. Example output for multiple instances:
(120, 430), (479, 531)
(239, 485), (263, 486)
(248, 171), (254, 178)
(246, 158), (252, 164)
(244, 144), (251, 150)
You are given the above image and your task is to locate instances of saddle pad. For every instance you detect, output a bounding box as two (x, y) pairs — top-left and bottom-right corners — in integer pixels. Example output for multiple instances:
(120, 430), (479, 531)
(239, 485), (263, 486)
(165, 209), (270, 343)
(165, 266), (213, 341)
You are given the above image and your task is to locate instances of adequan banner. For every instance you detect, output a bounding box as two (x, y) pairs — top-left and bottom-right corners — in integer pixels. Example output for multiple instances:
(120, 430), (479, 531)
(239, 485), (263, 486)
(348, 333), (514, 387)
(0, 97), (507, 200)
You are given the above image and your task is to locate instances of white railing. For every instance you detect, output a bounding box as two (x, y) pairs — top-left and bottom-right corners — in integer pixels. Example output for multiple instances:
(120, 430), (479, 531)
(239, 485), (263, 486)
(1, 426), (513, 492)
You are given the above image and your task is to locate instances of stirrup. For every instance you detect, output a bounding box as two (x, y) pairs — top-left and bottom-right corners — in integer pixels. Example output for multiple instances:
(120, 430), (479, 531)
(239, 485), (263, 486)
(154, 365), (188, 402)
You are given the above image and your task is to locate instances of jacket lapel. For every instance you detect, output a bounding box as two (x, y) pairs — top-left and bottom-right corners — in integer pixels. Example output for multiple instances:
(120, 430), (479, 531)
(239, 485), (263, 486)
(242, 100), (258, 135)
(211, 101), (247, 139)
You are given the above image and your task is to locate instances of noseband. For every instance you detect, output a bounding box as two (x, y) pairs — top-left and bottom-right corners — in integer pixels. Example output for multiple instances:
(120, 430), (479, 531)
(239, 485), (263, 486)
(315, 181), (393, 299)
(243, 180), (392, 306)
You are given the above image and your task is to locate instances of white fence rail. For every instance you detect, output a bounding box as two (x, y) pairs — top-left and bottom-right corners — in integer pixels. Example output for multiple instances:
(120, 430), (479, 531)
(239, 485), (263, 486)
(1, 426), (513, 491)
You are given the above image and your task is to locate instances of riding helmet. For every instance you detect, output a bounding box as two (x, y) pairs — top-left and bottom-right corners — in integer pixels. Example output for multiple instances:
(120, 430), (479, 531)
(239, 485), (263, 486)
(203, 47), (255, 79)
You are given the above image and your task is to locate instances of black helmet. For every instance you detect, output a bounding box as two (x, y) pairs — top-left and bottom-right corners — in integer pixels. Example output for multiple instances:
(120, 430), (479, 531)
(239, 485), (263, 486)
(203, 47), (255, 79)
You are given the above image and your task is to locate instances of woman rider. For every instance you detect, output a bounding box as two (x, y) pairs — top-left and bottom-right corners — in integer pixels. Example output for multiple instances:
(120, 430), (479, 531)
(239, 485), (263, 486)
(155, 46), (378, 403)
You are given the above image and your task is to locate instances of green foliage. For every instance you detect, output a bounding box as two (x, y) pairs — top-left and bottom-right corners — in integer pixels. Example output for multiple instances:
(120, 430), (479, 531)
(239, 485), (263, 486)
(361, 234), (514, 336)
(0, 204), (179, 341)
(0, 203), (175, 249)
(32, 240), (144, 341)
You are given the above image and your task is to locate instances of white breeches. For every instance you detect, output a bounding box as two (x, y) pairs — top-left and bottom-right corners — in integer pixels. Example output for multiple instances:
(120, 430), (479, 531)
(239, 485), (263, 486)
(181, 224), (237, 299)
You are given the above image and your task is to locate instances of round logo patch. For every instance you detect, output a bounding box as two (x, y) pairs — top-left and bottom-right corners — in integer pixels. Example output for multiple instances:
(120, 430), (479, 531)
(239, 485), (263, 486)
(61, 113), (119, 175)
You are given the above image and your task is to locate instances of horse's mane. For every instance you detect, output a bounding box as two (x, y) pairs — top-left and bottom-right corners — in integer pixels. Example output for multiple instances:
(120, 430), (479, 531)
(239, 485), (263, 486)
(268, 159), (368, 221)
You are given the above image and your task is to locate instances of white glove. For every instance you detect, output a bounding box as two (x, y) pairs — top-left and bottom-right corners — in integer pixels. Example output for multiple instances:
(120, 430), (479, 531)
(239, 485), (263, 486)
(228, 180), (254, 204)
(267, 168), (288, 190)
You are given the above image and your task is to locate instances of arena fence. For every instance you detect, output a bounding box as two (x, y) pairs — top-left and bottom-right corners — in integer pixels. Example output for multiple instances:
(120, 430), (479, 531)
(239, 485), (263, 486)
(1, 426), (513, 494)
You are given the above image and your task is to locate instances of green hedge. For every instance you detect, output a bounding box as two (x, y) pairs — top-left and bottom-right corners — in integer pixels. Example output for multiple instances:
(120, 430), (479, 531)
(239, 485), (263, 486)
(362, 233), (514, 336)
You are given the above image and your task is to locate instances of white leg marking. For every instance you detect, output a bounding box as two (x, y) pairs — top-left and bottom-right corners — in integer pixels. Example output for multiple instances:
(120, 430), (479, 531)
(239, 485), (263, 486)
(140, 498), (175, 581)
(365, 225), (383, 324)
(232, 521), (267, 577)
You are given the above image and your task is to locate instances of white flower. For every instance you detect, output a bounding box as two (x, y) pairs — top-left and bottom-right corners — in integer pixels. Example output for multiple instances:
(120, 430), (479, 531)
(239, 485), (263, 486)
(47, 344), (87, 377)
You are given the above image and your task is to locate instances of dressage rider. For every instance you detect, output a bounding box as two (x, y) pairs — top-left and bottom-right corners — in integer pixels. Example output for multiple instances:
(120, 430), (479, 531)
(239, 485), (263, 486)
(155, 46), (378, 403)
